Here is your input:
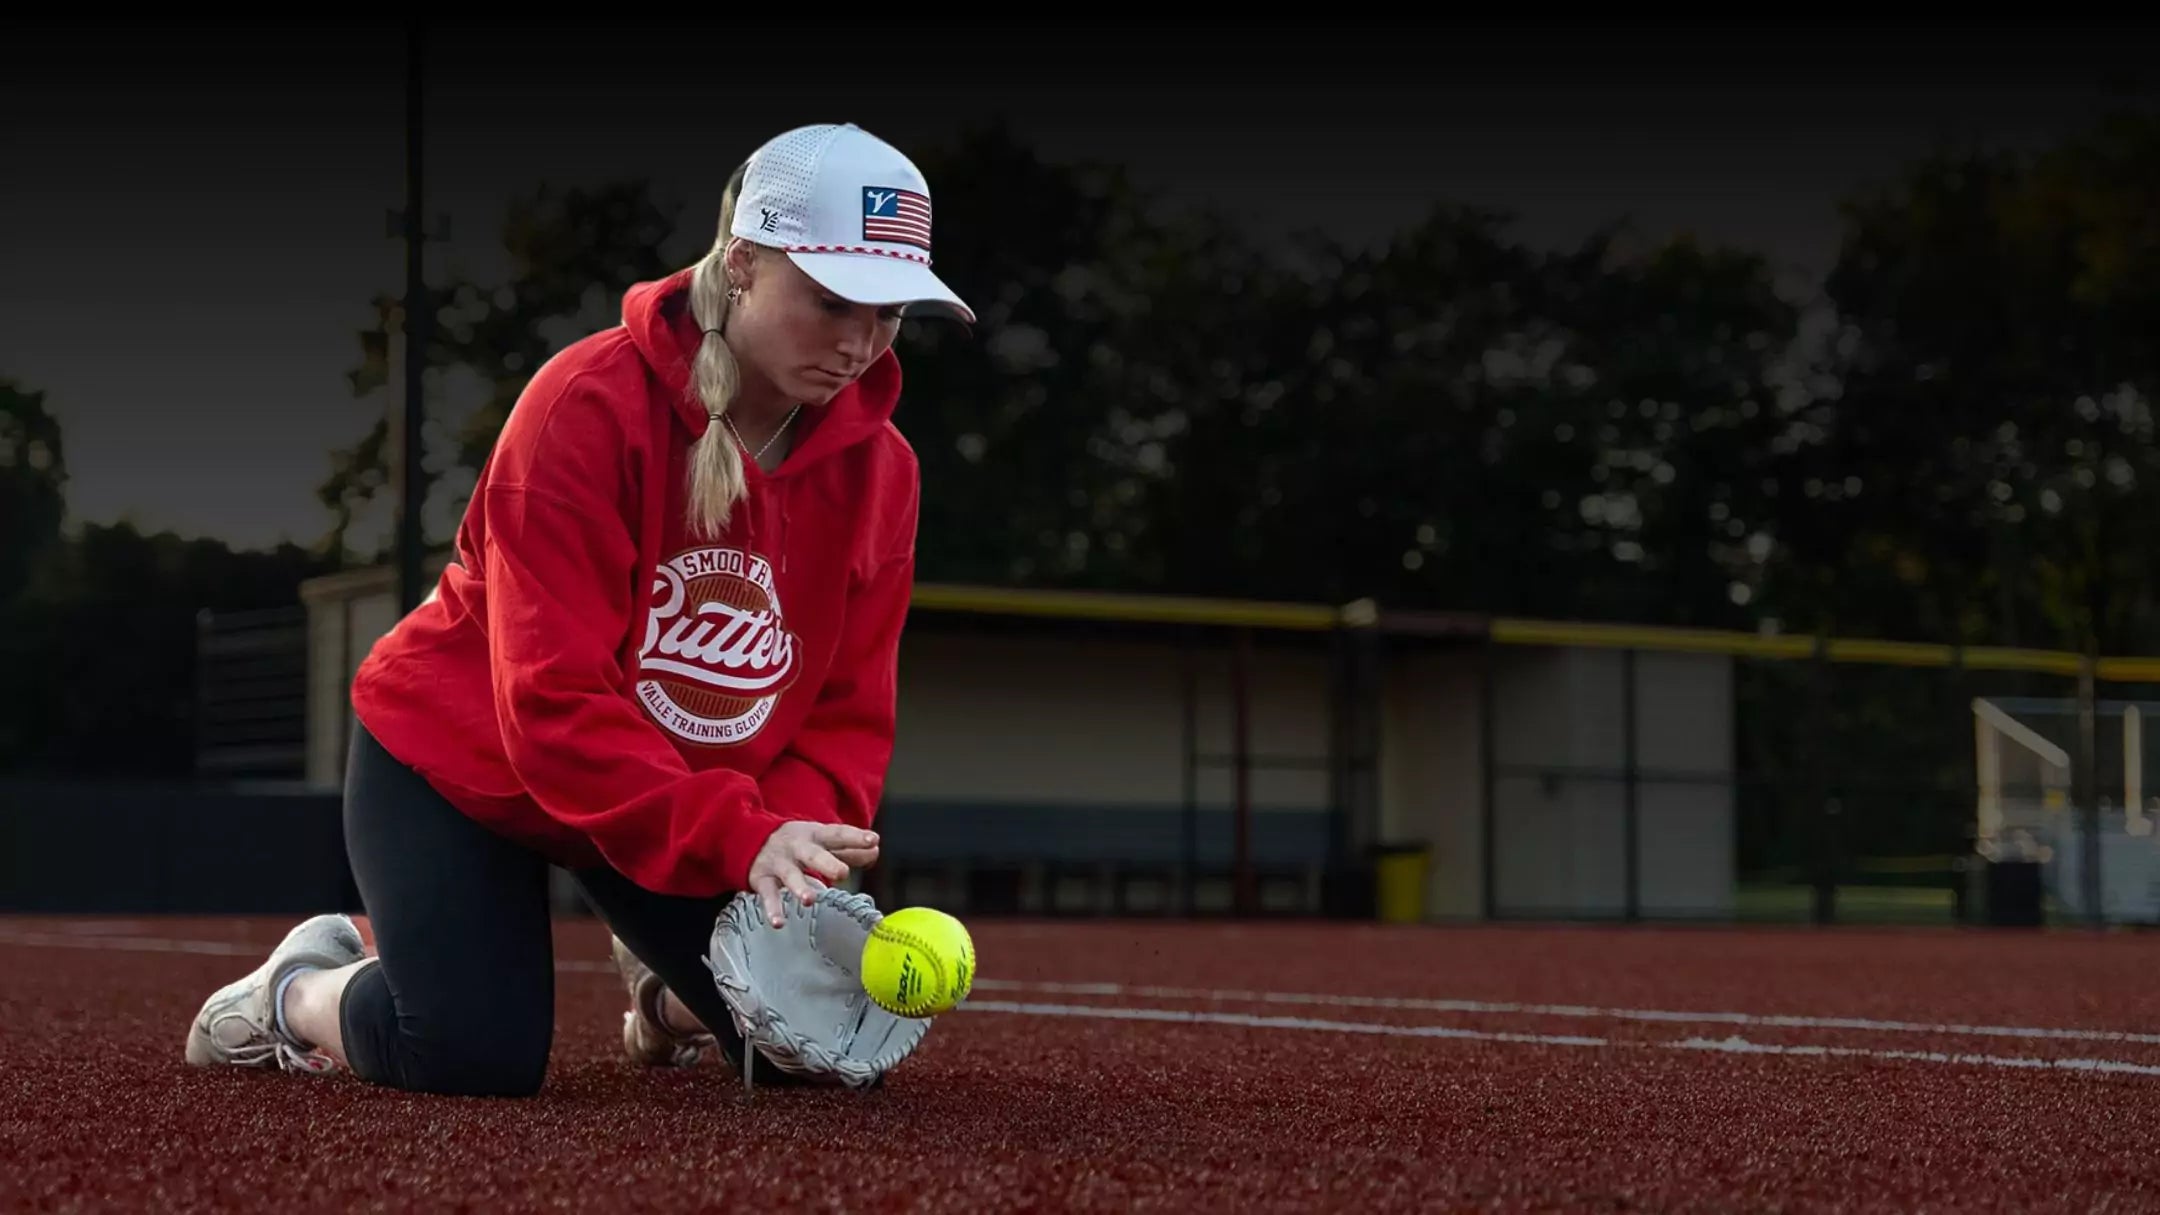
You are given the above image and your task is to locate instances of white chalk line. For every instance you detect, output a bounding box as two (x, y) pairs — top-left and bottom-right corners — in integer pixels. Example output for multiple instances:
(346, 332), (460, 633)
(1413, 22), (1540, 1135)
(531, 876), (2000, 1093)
(964, 979), (2160, 1046)
(7, 928), (2159, 1077)
(51, 921), (154, 936)
(956, 1000), (2160, 1077)
(0, 929), (263, 957)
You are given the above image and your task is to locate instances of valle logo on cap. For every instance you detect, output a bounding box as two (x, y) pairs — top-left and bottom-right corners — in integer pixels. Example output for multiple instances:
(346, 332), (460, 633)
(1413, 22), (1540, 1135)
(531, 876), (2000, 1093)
(861, 187), (931, 251)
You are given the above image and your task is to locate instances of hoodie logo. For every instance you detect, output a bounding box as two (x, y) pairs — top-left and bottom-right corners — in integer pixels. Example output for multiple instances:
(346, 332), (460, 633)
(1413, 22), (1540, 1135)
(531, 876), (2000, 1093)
(636, 546), (801, 746)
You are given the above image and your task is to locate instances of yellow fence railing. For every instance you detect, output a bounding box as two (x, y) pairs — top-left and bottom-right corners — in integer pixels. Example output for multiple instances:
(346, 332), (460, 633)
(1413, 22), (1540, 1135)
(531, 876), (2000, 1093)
(299, 564), (2160, 680)
(904, 581), (2157, 679)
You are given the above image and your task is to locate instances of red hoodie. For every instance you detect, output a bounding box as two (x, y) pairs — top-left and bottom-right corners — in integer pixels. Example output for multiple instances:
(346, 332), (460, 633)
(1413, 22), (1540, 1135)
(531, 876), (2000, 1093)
(349, 266), (918, 898)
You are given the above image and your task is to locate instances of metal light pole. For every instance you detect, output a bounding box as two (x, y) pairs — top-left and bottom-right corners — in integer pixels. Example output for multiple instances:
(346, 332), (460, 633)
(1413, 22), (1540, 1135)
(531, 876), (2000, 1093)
(396, 19), (430, 614)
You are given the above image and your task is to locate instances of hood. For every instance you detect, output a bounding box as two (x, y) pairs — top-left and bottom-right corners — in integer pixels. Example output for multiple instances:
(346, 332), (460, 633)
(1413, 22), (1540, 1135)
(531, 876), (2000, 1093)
(620, 267), (904, 476)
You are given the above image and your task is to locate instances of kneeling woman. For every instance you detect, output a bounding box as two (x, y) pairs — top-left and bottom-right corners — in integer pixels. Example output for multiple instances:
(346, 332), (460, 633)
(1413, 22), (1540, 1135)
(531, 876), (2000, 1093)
(184, 122), (973, 1095)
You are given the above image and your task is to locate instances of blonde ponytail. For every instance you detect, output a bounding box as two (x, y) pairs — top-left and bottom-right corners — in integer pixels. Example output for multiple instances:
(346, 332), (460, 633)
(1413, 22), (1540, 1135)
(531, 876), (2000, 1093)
(685, 167), (751, 537)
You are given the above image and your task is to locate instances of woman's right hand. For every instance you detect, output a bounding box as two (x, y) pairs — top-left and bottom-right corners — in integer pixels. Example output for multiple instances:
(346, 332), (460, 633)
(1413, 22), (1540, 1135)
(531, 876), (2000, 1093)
(746, 821), (881, 927)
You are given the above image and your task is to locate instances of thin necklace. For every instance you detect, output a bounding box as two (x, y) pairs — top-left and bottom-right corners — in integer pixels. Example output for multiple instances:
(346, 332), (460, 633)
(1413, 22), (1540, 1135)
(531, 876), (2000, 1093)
(724, 403), (801, 463)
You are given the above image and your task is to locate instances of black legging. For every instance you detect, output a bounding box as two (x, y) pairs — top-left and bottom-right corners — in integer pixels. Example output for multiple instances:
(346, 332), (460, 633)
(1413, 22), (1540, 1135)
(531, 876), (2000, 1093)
(336, 719), (760, 1096)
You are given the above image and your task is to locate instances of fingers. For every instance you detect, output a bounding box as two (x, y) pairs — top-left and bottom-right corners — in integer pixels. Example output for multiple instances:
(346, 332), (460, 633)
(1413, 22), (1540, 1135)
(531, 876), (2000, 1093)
(750, 825), (883, 927)
(750, 872), (784, 929)
(814, 825), (880, 852)
(829, 844), (880, 868)
(810, 826), (879, 873)
(753, 853), (825, 926)
(754, 864), (817, 926)
(793, 843), (849, 889)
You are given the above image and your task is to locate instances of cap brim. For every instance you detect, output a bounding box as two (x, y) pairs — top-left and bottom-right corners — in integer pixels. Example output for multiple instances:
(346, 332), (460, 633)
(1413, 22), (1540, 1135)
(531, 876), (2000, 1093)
(787, 250), (976, 325)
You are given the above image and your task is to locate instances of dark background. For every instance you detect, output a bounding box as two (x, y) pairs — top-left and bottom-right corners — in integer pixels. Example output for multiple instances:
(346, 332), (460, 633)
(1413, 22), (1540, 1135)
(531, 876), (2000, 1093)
(4, 20), (2158, 911)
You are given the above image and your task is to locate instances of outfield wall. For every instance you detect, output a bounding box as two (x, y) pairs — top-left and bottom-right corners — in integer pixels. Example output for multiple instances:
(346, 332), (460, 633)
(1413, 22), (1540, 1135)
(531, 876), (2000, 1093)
(296, 566), (1740, 920)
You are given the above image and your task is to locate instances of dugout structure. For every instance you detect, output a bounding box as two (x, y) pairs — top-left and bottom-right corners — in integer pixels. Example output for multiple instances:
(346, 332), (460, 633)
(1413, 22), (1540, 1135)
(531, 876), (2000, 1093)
(248, 563), (2160, 925)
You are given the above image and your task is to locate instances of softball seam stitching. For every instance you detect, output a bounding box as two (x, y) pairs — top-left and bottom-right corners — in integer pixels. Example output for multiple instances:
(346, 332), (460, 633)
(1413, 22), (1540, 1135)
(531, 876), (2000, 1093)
(871, 927), (960, 1014)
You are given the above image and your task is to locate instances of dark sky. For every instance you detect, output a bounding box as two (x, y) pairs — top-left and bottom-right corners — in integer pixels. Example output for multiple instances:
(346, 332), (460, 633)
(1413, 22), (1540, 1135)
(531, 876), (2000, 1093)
(5, 21), (2153, 551)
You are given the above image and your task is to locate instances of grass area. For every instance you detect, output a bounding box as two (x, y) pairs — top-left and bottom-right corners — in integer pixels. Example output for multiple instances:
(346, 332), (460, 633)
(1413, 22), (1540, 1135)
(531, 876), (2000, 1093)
(1734, 882), (1960, 924)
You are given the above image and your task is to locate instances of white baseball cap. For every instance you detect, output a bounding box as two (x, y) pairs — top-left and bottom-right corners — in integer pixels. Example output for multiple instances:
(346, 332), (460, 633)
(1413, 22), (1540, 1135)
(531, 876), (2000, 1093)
(730, 122), (975, 325)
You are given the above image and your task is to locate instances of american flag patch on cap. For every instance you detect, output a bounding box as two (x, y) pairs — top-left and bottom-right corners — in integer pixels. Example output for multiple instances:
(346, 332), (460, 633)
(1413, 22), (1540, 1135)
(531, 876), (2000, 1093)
(862, 186), (932, 251)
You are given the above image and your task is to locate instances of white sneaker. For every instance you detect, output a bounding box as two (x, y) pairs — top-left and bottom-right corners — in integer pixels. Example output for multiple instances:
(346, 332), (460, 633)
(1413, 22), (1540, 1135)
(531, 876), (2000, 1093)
(184, 913), (366, 1074)
(612, 935), (714, 1067)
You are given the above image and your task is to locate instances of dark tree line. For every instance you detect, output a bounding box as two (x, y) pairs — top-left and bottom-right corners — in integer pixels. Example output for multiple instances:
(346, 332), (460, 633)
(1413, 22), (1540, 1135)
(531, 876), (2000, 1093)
(323, 116), (2160, 659)
(5, 113), (2156, 790)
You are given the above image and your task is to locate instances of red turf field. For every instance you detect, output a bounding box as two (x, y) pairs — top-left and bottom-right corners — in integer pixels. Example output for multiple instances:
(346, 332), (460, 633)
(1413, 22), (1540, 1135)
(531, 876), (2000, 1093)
(5, 914), (2158, 1212)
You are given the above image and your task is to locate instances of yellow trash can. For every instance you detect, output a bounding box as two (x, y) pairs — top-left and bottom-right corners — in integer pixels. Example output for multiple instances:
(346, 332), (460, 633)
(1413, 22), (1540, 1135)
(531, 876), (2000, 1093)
(1374, 843), (1430, 924)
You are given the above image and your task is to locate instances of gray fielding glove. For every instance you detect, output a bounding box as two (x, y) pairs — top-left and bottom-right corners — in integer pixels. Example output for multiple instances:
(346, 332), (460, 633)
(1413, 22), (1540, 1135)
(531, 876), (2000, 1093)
(703, 884), (933, 1089)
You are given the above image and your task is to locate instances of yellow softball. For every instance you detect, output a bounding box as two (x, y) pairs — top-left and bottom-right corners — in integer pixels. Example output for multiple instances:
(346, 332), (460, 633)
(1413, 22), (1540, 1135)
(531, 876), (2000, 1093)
(860, 906), (975, 1018)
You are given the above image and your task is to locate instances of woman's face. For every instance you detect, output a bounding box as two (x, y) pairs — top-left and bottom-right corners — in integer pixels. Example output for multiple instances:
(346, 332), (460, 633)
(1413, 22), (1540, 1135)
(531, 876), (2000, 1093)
(725, 242), (903, 407)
